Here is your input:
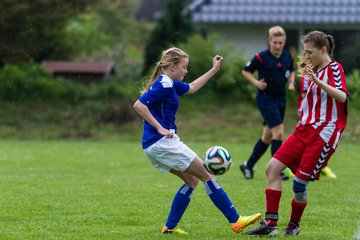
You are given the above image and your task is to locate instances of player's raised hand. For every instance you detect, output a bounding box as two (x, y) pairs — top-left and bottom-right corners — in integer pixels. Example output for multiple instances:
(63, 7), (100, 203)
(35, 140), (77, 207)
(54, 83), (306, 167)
(212, 55), (223, 71)
(306, 67), (319, 84)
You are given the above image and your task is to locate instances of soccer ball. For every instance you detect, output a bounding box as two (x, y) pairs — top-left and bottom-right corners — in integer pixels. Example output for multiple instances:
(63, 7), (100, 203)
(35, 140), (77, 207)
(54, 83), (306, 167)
(203, 146), (232, 175)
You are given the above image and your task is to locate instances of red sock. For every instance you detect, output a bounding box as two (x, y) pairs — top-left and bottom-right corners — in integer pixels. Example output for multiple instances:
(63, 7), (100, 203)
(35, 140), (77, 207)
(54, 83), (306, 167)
(265, 188), (282, 226)
(290, 198), (307, 224)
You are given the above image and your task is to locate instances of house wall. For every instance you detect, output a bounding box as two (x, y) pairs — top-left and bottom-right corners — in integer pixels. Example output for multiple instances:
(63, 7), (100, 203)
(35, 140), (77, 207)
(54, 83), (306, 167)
(203, 24), (360, 73)
(202, 24), (270, 59)
(199, 23), (360, 61)
(200, 24), (308, 59)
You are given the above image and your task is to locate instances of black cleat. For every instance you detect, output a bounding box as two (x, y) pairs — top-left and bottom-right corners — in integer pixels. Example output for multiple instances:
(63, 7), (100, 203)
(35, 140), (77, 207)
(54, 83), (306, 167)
(239, 162), (253, 179)
(245, 220), (278, 236)
(280, 172), (290, 181)
(282, 224), (300, 236)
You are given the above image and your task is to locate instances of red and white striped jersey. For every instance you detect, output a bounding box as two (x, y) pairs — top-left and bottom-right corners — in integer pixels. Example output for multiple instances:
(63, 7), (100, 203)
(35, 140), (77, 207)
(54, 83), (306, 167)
(298, 61), (349, 149)
(297, 75), (310, 108)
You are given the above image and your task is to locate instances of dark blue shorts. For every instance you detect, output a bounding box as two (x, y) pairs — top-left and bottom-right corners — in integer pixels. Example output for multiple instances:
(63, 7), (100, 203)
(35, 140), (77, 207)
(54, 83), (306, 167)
(256, 95), (286, 129)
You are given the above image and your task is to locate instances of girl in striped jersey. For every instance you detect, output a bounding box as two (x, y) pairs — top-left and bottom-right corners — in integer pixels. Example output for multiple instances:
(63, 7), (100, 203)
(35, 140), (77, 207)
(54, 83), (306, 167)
(298, 76), (338, 179)
(246, 31), (349, 236)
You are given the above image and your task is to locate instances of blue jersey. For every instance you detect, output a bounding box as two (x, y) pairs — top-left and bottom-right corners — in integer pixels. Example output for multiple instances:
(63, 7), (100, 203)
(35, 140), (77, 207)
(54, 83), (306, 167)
(138, 74), (190, 149)
(244, 49), (294, 97)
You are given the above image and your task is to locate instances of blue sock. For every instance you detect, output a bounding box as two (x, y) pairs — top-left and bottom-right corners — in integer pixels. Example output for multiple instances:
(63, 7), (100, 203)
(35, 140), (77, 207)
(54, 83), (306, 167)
(204, 178), (239, 223)
(165, 184), (194, 229)
(271, 140), (282, 156)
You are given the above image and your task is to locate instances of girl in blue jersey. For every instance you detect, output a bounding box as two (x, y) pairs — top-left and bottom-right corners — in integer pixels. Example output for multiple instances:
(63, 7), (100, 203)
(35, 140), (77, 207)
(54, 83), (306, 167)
(133, 47), (261, 235)
(239, 26), (295, 180)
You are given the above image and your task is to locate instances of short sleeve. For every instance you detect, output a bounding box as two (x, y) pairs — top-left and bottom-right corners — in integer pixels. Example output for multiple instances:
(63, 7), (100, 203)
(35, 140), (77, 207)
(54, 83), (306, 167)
(244, 53), (262, 73)
(139, 77), (173, 106)
(289, 53), (295, 72)
(173, 80), (190, 96)
(330, 62), (349, 96)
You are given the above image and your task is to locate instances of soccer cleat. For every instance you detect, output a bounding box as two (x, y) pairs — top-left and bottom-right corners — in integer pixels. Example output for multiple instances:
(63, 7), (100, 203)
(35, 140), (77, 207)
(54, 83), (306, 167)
(280, 172), (290, 181)
(244, 161), (258, 171)
(231, 213), (262, 233)
(282, 224), (300, 236)
(283, 167), (295, 177)
(162, 226), (188, 235)
(245, 220), (278, 236)
(321, 166), (337, 179)
(239, 162), (253, 179)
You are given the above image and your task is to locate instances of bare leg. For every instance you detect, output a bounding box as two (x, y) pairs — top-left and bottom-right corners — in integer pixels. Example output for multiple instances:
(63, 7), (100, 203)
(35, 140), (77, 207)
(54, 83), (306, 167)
(266, 158), (287, 190)
(182, 156), (213, 183)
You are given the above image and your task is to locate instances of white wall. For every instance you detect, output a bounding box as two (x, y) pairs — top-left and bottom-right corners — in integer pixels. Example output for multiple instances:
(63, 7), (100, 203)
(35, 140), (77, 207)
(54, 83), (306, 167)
(203, 24), (271, 59)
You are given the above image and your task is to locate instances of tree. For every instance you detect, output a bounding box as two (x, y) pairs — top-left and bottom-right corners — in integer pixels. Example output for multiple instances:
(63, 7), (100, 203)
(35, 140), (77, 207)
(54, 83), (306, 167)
(337, 31), (360, 73)
(142, 0), (197, 74)
(0, 0), (97, 64)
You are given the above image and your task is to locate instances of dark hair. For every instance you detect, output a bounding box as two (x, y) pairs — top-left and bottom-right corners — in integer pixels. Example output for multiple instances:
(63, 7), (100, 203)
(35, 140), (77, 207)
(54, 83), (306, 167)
(302, 31), (335, 55)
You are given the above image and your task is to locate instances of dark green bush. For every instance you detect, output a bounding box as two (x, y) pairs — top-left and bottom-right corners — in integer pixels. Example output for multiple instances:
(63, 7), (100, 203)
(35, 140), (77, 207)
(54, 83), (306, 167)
(91, 43), (144, 84)
(85, 78), (140, 101)
(347, 70), (360, 109)
(143, 0), (196, 74)
(0, 63), (83, 102)
(178, 34), (253, 101)
(0, 62), (142, 104)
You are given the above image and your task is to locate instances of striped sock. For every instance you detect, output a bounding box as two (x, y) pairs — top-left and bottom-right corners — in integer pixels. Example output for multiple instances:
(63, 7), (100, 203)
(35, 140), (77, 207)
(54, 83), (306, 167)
(165, 184), (194, 229)
(205, 178), (239, 223)
(290, 198), (307, 224)
(265, 188), (282, 226)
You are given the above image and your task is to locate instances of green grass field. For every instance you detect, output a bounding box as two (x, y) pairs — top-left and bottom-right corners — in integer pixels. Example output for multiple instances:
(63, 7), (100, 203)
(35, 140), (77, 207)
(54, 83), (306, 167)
(0, 140), (359, 239)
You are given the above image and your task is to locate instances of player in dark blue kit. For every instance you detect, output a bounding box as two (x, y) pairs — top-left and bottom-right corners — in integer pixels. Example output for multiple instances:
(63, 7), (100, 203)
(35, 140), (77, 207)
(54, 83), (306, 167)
(133, 47), (261, 235)
(239, 26), (295, 180)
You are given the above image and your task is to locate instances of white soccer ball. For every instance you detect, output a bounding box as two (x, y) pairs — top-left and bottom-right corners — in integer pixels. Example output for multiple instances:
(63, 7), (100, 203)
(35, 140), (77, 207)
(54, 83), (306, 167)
(203, 146), (232, 175)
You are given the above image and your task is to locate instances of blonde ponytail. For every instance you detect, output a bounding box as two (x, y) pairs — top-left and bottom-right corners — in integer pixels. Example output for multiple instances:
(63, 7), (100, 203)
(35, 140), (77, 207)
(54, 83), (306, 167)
(141, 63), (163, 94)
(297, 54), (314, 77)
(140, 47), (188, 94)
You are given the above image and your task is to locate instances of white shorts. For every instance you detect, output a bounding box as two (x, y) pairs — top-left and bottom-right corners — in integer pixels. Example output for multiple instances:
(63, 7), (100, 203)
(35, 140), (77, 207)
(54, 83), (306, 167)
(144, 134), (197, 173)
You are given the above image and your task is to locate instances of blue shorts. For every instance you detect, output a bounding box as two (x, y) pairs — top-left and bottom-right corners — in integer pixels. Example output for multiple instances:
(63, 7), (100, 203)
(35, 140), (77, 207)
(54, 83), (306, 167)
(256, 95), (286, 129)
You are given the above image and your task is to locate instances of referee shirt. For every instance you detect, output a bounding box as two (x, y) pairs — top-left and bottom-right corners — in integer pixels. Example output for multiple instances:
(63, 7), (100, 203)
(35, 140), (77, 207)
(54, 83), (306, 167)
(244, 49), (294, 98)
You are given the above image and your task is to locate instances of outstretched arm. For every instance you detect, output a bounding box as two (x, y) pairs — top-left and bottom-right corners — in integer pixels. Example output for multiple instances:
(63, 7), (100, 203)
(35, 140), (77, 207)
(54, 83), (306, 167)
(187, 55), (223, 94)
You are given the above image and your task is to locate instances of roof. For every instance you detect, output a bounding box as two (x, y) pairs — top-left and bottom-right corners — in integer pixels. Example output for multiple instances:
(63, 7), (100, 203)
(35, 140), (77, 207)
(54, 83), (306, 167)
(42, 61), (115, 74)
(190, 0), (360, 24)
(134, 0), (193, 22)
(135, 0), (360, 25)
(134, 0), (167, 22)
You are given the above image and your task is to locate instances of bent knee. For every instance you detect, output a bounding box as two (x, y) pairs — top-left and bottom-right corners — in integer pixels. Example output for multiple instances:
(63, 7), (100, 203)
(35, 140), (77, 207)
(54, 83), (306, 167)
(185, 176), (199, 189)
(265, 162), (276, 176)
(262, 133), (272, 143)
(265, 159), (283, 178)
(271, 130), (283, 140)
(271, 125), (284, 140)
